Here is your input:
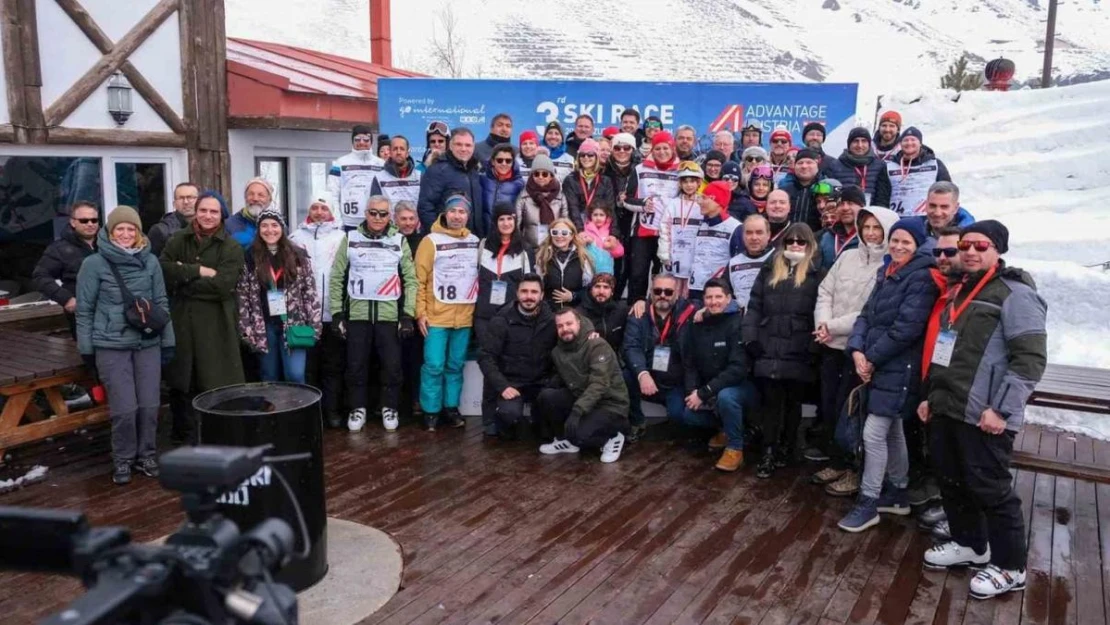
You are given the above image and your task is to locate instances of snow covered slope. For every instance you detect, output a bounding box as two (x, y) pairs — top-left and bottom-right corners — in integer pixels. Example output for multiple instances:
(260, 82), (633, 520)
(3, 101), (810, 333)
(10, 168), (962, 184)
(885, 81), (1110, 437)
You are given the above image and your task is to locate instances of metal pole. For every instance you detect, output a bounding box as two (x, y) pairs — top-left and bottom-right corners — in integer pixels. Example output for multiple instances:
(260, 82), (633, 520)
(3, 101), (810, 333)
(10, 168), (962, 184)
(1042, 0), (1058, 88)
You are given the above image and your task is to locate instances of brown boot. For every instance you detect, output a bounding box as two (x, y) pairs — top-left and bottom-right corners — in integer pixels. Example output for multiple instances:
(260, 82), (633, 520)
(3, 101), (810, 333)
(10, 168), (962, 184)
(825, 470), (860, 497)
(811, 466), (847, 486)
(715, 448), (744, 472)
(708, 431), (728, 451)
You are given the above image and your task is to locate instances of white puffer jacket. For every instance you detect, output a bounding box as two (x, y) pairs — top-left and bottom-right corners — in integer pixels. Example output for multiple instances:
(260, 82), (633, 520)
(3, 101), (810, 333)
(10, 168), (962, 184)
(289, 214), (346, 323)
(814, 206), (900, 350)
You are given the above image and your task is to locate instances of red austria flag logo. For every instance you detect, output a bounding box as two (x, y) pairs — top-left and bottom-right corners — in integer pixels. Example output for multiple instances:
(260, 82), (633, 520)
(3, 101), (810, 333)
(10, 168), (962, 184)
(467, 280), (480, 300)
(710, 105), (745, 133)
(377, 275), (402, 297)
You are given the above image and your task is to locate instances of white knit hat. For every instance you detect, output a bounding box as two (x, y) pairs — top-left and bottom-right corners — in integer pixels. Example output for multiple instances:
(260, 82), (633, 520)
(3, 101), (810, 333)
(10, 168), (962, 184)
(612, 133), (637, 149)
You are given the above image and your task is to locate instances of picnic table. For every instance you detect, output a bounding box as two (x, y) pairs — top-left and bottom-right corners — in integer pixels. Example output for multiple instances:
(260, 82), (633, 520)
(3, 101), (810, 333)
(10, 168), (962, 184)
(0, 329), (108, 461)
(1028, 363), (1110, 415)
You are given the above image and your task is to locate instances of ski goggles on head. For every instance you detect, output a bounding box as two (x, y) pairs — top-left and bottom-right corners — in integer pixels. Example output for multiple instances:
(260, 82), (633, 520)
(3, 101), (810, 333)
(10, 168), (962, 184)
(749, 164), (774, 180)
(676, 161), (704, 178)
(426, 120), (449, 137)
(645, 119), (663, 130)
(813, 181), (838, 196)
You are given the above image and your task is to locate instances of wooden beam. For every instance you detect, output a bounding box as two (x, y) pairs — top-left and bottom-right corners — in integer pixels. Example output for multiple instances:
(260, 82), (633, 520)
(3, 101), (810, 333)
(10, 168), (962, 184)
(0, 123), (14, 142)
(43, 0), (179, 128)
(228, 115), (369, 132)
(1, 0), (28, 142)
(16, 0), (44, 142)
(47, 126), (186, 147)
(1014, 451), (1110, 485)
(53, 0), (186, 134)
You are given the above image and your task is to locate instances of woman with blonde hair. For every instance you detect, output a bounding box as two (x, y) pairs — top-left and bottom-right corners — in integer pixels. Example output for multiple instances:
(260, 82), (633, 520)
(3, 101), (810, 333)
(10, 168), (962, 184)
(742, 222), (823, 479)
(535, 218), (594, 309)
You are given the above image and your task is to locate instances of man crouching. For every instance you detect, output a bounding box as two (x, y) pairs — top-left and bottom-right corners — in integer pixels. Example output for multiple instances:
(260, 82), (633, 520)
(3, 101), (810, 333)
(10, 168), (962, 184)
(537, 308), (631, 463)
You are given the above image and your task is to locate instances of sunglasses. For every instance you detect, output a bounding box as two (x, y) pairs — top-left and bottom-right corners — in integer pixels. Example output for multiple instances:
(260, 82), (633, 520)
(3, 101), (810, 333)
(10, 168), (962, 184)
(957, 239), (993, 252)
(426, 120), (449, 135)
(429, 137), (446, 145)
(722, 175), (740, 182)
(652, 287), (676, 297)
(612, 145), (633, 152)
(366, 210), (390, 218)
(75, 217), (99, 224)
(550, 229), (572, 237)
(772, 139), (789, 145)
(533, 171), (552, 179)
(353, 135), (373, 142)
(494, 157), (513, 164)
(932, 247), (959, 258)
(744, 156), (766, 163)
(579, 153), (597, 158)
(784, 238), (807, 246)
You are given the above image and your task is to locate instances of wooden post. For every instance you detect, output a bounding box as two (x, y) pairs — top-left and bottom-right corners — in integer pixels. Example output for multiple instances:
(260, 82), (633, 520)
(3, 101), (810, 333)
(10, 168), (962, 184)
(370, 0), (392, 67)
(1, 0), (45, 143)
(1042, 0), (1058, 88)
(180, 0), (230, 197)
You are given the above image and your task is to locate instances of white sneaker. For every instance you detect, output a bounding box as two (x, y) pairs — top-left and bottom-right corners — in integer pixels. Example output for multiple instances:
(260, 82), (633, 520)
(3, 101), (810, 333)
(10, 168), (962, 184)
(347, 408), (366, 432)
(381, 408), (399, 432)
(600, 432), (625, 463)
(923, 541), (990, 570)
(970, 564), (1026, 599)
(539, 438), (580, 455)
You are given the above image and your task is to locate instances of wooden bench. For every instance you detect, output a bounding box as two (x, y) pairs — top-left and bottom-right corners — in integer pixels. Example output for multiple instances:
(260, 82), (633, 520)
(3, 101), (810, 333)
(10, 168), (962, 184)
(0, 329), (109, 461)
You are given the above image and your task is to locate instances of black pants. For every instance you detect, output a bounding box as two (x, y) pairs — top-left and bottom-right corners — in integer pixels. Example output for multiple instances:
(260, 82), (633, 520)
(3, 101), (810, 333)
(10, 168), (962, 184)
(627, 236), (659, 303)
(483, 383), (542, 436)
(818, 348), (862, 462)
(346, 320), (401, 411)
(759, 378), (807, 451)
(169, 388), (195, 443)
(535, 387), (628, 449)
(305, 321), (345, 418)
(930, 416), (1026, 571)
(905, 415), (929, 482)
(401, 332), (424, 412)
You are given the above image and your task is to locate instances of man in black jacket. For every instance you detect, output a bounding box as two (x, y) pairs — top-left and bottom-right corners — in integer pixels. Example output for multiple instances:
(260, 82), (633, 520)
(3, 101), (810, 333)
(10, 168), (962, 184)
(149, 182), (199, 257)
(417, 127), (486, 237)
(577, 273), (628, 355)
(477, 275), (556, 438)
(32, 201), (99, 337)
(475, 113), (513, 166)
(821, 127), (892, 208)
(622, 273), (695, 439)
(676, 279), (756, 472)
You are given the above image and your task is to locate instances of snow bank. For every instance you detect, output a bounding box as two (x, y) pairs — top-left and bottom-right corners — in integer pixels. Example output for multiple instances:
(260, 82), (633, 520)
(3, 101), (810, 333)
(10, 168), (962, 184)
(888, 81), (1110, 435)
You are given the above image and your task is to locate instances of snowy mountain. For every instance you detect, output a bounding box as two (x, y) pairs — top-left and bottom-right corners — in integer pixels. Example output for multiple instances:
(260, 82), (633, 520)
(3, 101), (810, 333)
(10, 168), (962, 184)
(227, 0), (1110, 109)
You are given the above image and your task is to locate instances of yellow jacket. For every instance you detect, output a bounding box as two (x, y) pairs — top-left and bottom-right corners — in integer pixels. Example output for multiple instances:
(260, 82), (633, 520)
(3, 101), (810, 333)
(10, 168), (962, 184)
(414, 219), (477, 329)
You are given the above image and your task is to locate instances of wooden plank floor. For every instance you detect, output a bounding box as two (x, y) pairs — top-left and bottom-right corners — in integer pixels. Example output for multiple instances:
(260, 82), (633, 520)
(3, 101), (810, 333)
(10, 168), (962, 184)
(1, 420), (1108, 625)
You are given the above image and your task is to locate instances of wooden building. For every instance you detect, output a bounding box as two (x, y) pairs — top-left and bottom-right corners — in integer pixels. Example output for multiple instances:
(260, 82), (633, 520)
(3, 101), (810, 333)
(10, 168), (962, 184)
(0, 0), (411, 300)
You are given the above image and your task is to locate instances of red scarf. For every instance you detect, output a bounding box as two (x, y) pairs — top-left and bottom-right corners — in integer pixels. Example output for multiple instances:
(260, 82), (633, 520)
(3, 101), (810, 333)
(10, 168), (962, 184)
(921, 268), (952, 378)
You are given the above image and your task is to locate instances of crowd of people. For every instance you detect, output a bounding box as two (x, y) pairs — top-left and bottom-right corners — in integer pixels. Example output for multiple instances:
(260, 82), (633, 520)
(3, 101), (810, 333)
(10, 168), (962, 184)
(32, 109), (1048, 601)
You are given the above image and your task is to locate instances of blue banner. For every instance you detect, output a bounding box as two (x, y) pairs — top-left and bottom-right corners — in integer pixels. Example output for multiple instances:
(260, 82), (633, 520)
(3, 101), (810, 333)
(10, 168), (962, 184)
(378, 79), (859, 160)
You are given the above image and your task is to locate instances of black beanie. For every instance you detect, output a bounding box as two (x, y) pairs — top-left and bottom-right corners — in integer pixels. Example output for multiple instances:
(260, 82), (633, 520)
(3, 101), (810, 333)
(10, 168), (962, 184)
(900, 126), (923, 142)
(795, 147), (821, 163)
(840, 184), (867, 207)
(544, 121), (563, 138)
(802, 122), (826, 141)
(703, 149), (727, 165)
(352, 124), (373, 139)
(961, 220), (1009, 254)
(848, 127), (871, 146)
(377, 133), (390, 145)
(493, 202), (516, 220)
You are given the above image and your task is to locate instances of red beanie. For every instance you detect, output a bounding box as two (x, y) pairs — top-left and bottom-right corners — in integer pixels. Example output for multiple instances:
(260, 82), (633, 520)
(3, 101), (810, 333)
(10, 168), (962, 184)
(602, 126), (619, 139)
(519, 130), (539, 146)
(880, 111), (902, 128)
(770, 126), (792, 145)
(652, 130), (675, 147)
(702, 181), (732, 211)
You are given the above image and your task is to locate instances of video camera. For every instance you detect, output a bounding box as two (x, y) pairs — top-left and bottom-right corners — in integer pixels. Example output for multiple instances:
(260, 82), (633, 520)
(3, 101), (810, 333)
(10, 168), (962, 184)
(0, 445), (304, 625)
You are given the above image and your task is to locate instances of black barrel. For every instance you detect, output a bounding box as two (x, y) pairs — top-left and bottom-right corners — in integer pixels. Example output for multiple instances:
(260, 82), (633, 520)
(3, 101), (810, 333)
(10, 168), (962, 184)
(193, 382), (328, 591)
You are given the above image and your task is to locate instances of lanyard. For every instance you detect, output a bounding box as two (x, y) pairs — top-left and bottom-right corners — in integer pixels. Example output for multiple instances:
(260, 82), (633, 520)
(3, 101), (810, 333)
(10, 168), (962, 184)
(899, 157), (912, 180)
(495, 239), (510, 278)
(579, 176), (597, 209)
(834, 230), (857, 256)
(678, 197), (697, 229)
(945, 264), (997, 328)
(651, 308), (675, 344)
(855, 166), (867, 190)
(269, 266), (283, 287)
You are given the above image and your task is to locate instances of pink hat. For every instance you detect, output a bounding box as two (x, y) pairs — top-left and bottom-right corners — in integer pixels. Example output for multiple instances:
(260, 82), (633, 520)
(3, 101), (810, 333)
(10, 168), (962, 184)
(702, 181), (732, 211)
(578, 138), (600, 155)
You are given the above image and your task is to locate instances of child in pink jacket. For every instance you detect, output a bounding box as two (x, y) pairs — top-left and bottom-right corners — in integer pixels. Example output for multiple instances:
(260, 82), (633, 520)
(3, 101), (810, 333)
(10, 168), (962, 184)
(579, 205), (625, 275)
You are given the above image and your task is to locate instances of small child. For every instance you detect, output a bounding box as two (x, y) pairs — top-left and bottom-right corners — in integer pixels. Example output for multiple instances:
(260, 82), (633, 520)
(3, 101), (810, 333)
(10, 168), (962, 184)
(580, 205), (625, 275)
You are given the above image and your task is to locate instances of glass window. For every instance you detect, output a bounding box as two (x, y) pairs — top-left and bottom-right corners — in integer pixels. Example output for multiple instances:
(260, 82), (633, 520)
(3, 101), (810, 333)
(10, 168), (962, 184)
(291, 157), (332, 226)
(115, 162), (167, 234)
(0, 156), (102, 294)
(255, 157), (288, 221)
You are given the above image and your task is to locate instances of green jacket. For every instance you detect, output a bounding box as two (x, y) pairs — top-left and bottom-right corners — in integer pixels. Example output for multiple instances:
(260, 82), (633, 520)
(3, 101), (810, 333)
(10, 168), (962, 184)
(550, 316), (630, 419)
(76, 228), (174, 354)
(328, 222), (416, 323)
(159, 226), (245, 393)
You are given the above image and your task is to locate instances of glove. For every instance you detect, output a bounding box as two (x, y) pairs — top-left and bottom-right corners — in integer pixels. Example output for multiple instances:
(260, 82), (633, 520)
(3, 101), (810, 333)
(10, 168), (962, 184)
(332, 319), (347, 339)
(161, 347), (176, 366)
(398, 316), (415, 339)
(81, 354), (98, 379)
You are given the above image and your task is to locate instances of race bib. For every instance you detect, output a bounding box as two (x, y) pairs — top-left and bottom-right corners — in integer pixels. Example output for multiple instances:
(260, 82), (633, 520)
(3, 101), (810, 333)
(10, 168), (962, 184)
(931, 330), (957, 367)
(431, 233), (480, 304)
(267, 289), (286, 317)
(347, 232), (404, 301)
(652, 346), (671, 372)
(489, 280), (508, 306)
(536, 224), (549, 242)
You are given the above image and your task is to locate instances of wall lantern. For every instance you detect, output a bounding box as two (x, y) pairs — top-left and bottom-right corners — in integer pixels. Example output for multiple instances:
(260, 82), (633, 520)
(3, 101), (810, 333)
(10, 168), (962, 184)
(107, 72), (133, 126)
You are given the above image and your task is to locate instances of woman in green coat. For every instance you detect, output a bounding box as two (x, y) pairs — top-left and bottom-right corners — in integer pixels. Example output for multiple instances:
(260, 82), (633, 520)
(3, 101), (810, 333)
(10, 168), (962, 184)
(76, 206), (175, 485)
(159, 191), (246, 428)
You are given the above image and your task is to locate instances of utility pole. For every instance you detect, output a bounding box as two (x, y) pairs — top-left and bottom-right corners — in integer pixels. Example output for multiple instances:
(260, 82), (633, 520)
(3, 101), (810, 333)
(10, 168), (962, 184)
(1042, 0), (1058, 88)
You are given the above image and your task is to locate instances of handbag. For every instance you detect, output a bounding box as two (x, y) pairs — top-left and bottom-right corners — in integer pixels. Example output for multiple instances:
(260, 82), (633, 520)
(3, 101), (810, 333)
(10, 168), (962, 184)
(285, 320), (317, 349)
(105, 259), (169, 337)
(833, 383), (868, 459)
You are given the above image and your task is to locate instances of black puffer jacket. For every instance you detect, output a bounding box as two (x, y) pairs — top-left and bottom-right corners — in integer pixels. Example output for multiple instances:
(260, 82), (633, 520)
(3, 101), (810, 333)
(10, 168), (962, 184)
(682, 300), (749, 399)
(416, 151), (486, 237)
(562, 172), (615, 231)
(822, 151), (892, 208)
(578, 295), (629, 356)
(31, 225), (96, 306)
(741, 259), (824, 382)
(777, 175), (825, 232)
(603, 160), (639, 239)
(478, 303), (556, 392)
(148, 211), (189, 258)
(541, 248), (592, 310)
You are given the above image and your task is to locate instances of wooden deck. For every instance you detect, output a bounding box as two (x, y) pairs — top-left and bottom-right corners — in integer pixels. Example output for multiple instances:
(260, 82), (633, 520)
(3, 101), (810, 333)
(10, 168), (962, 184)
(1, 421), (1109, 625)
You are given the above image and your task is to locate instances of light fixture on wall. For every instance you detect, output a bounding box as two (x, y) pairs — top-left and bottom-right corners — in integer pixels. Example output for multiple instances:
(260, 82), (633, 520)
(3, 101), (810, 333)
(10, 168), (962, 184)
(107, 72), (133, 126)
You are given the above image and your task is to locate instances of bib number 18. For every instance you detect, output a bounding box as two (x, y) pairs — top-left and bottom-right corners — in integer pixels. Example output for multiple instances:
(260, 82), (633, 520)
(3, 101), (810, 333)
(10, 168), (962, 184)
(437, 285), (457, 300)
